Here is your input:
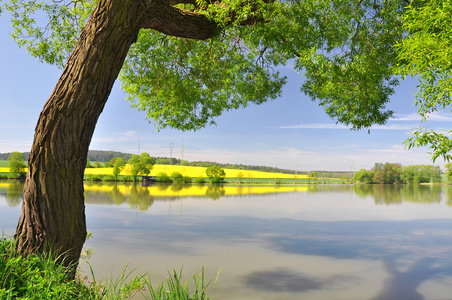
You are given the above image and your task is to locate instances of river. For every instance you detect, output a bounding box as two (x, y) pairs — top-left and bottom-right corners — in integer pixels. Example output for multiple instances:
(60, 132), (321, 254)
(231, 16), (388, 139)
(1, 181), (452, 299)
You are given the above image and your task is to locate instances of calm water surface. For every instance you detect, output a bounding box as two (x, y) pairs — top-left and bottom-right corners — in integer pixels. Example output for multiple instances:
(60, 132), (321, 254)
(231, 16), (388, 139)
(2, 181), (452, 300)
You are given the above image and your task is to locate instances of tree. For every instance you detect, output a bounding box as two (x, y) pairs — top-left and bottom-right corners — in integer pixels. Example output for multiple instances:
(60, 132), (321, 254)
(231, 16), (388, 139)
(8, 151), (26, 178)
(111, 157), (126, 180)
(373, 162), (402, 184)
(397, 0), (452, 162)
(309, 171), (318, 183)
(1, 0), (409, 270)
(206, 165), (226, 183)
(236, 172), (244, 184)
(353, 169), (374, 184)
(128, 152), (155, 181)
(401, 165), (441, 184)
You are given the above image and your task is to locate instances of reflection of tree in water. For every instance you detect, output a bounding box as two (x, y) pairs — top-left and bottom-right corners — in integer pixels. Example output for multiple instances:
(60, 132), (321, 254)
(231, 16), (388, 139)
(403, 185), (441, 204)
(268, 218), (452, 300)
(205, 185), (225, 200)
(171, 183), (185, 192)
(5, 181), (25, 206)
(353, 184), (442, 205)
(372, 257), (448, 300)
(373, 184), (402, 204)
(128, 183), (154, 211)
(156, 182), (171, 191)
(111, 183), (125, 205)
(445, 186), (452, 206)
(353, 184), (374, 199)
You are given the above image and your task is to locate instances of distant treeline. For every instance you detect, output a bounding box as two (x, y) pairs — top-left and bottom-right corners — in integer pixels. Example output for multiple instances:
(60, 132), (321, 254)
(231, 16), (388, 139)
(0, 150), (353, 178)
(353, 162), (442, 184)
(0, 152), (30, 161)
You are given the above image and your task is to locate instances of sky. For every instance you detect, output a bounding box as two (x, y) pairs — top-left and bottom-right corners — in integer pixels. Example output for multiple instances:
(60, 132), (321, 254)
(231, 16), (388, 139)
(0, 15), (450, 172)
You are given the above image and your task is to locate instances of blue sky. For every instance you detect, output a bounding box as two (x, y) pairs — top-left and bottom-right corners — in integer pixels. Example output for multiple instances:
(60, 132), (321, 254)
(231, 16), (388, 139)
(0, 16), (450, 172)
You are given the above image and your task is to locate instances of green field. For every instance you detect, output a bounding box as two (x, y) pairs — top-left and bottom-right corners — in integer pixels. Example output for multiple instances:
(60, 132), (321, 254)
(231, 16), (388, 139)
(0, 160), (8, 168)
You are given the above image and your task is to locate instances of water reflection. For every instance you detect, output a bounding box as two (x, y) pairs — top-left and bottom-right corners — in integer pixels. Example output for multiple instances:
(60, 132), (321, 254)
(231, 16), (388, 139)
(353, 184), (444, 205)
(2, 180), (452, 299)
(372, 257), (448, 300)
(266, 217), (452, 300)
(246, 269), (323, 292)
(3, 181), (452, 210)
(0, 180), (24, 206)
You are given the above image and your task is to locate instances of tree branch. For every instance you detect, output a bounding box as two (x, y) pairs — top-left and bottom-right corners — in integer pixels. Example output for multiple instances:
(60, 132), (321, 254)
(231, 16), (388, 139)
(142, 2), (219, 40)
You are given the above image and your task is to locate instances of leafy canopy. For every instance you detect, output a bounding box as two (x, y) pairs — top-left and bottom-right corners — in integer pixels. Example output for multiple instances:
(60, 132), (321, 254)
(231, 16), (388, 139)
(1, 0), (406, 132)
(206, 165), (226, 183)
(13, 1), (452, 161)
(127, 152), (155, 180)
(396, 0), (452, 162)
(112, 157), (126, 179)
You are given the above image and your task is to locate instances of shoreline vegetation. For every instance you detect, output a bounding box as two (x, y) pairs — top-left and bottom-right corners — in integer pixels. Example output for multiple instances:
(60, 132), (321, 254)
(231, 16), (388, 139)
(0, 236), (219, 300)
(0, 157), (447, 185)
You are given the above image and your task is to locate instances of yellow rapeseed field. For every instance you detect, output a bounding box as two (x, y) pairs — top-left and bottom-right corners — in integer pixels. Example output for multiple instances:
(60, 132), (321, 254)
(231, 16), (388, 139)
(84, 164), (308, 179)
(1, 164), (309, 179)
(0, 167), (28, 173)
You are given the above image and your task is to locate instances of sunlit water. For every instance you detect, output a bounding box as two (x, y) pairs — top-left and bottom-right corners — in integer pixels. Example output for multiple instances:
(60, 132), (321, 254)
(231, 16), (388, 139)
(2, 181), (452, 300)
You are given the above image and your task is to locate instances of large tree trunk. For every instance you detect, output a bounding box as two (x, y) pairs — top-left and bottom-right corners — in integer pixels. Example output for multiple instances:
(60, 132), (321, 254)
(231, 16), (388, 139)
(14, 0), (145, 274)
(14, 0), (218, 276)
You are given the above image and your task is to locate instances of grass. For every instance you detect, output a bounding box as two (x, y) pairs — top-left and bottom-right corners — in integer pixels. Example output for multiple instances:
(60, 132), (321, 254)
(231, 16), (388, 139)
(0, 236), (218, 299)
(0, 237), (96, 299)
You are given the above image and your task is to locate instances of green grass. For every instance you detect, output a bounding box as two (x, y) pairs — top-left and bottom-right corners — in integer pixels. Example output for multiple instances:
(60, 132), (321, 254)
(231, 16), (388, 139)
(0, 160), (8, 168)
(0, 236), (218, 299)
(0, 237), (97, 299)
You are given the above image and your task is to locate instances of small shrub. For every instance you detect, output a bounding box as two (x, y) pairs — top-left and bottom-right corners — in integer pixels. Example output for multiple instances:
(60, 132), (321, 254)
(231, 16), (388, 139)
(156, 172), (173, 182)
(103, 175), (116, 181)
(171, 172), (192, 183)
(195, 177), (207, 184)
(122, 176), (132, 182)
(86, 174), (102, 181)
(182, 176), (192, 183)
(171, 172), (184, 183)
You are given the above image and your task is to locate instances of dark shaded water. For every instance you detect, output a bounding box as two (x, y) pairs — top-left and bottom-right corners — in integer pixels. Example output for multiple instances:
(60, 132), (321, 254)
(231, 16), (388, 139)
(2, 181), (452, 299)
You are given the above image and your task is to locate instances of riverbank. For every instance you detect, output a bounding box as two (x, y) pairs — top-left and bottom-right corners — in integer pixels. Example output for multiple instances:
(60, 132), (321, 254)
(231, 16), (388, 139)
(0, 237), (217, 299)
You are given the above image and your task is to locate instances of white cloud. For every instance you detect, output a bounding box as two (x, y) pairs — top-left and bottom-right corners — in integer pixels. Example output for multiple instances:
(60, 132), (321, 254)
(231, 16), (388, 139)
(91, 131), (138, 144)
(392, 112), (452, 122)
(277, 112), (452, 131)
(391, 113), (422, 122)
(0, 141), (32, 153)
(277, 123), (416, 130)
